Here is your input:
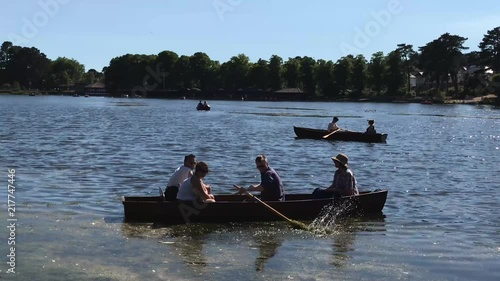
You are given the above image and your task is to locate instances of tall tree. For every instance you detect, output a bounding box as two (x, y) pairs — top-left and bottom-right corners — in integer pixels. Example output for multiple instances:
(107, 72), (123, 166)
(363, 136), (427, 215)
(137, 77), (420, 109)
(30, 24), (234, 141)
(367, 52), (385, 96)
(479, 26), (500, 72)
(314, 59), (334, 97)
(104, 54), (157, 92)
(396, 43), (416, 93)
(351, 55), (367, 98)
(283, 57), (301, 88)
(248, 59), (270, 89)
(155, 50), (178, 89)
(50, 57), (85, 85)
(419, 33), (468, 92)
(172, 55), (192, 88)
(189, 52), (213, 89)
(385, 51), (405, 96)
(220, 54), (250, 89)
(332, 56), (353, 96)
(268, 55), (283, 90)
(0, 41), (13, 85)
(6, 46), (51, 89)
(300, 56), (316, 95)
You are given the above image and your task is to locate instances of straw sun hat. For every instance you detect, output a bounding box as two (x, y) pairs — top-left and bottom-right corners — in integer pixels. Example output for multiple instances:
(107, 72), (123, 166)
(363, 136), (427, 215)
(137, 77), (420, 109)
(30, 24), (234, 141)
(331, 153), (348, 167)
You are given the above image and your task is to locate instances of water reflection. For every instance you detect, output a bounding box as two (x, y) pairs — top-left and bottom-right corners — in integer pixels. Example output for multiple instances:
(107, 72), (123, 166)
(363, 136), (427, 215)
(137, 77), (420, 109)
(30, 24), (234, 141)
(163, 224), (220, 267)
(329, 215), (386, 268)
(252, 231), (284, 272)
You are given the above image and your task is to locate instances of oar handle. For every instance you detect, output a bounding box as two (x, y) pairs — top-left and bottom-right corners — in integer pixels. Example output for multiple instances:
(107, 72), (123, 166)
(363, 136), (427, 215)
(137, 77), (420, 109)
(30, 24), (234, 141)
(322, 129), (339, 139)
(233, 185), (293, 223)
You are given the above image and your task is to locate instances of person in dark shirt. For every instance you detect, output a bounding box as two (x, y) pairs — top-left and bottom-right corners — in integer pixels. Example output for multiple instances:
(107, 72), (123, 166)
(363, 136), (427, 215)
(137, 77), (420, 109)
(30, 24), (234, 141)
(235, 155), (285, 201)
(365, 119), (376, 134)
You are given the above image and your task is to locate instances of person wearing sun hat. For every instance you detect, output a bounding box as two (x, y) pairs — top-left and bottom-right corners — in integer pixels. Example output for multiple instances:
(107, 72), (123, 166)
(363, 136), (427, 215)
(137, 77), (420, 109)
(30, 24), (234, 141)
(312, 153), (359, 198)
(365, 119), (376, 134)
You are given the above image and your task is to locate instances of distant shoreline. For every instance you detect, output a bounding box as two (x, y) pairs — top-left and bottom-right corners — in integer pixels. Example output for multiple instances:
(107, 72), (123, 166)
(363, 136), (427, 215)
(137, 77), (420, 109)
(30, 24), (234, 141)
(1, 91), (498, 106)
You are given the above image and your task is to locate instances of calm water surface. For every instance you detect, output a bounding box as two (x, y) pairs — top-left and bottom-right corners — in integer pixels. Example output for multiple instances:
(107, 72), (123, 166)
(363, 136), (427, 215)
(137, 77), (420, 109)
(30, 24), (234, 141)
(0, 95), (499, 280)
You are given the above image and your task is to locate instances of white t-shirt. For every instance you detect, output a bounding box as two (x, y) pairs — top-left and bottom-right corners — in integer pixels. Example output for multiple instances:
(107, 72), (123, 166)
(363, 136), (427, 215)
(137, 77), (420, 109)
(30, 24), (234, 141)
(176, 177), (197, 201)
(327, 122), (339, 132)
(167, 166), (193, 187)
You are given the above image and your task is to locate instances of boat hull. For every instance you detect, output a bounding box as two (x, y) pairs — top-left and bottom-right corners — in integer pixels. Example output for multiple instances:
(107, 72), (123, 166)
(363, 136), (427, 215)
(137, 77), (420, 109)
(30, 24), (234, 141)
(196, 105), (211, 111)
(122, 190), (388, 224)
(293, 126), (388, 143)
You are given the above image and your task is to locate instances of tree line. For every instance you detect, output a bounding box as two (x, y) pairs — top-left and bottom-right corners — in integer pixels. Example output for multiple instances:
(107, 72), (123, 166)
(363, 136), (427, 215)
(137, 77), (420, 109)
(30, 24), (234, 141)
(1, 26), (499, 100)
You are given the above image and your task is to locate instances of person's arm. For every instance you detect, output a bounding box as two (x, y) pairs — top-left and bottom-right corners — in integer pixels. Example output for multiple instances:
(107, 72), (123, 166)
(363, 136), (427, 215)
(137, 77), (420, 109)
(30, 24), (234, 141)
(191, 177), (214, 201)
(247, 184), (264, 192)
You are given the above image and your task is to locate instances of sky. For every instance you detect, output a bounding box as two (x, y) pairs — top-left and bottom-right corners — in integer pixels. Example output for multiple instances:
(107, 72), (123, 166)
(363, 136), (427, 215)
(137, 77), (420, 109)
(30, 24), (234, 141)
(1, 0), (499, 71)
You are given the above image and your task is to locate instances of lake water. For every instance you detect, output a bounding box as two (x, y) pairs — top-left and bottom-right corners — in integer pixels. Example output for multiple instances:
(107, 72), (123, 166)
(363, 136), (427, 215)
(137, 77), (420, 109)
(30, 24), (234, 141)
(0, 95), (499, 280)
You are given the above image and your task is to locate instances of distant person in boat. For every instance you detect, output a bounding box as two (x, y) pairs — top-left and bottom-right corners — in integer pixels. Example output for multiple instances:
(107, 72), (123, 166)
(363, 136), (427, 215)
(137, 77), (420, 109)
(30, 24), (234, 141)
(177, 161), (215, 203)
(197, 100), (203, 110)
(365, 119), (376, 134)
(327, 117), (340, 132)
(312, 153), (359, 198)
(235, 155), (285, 201)
(164, 154), (197, 201)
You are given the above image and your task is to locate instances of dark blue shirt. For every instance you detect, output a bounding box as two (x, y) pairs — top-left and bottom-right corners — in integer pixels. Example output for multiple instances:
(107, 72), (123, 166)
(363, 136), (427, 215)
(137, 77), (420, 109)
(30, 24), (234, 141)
(260, 167), (284, 201)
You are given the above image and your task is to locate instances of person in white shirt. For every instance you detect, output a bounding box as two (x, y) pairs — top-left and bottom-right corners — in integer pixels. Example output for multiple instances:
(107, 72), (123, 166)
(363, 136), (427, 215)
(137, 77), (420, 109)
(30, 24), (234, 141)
(164, 154), (196, 200)
(327, 116), (340, 132)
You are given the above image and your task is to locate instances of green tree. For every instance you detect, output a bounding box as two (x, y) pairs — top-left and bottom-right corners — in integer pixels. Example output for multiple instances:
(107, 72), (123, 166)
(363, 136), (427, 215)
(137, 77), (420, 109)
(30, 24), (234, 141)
(0, 41), (13, 85)
(268, 55), (283, 90)
(351, 55), (367, 98)
(50, 57), (85, 85)
(300, 56), (316, 96)
(396, 44), (417, 93)
(172, 55), (192, 88)
(155, 50), (178, 89)
(419, 33), (468, 92)
(82, 69), (103, 84)
(367, 52), (385, 96)
(385, 51), (405, 96)
(283, 57), (301, 88)
(248, 59), (270, 89)
(6, 46), (51, 89)
(220, 54), (250, 89)
(332, 56), (353, 96)
(314, 59), (334, 97)
(189, 52), (214, 89)
(104, 54), (157, 92)
(479, 26), (500, 72)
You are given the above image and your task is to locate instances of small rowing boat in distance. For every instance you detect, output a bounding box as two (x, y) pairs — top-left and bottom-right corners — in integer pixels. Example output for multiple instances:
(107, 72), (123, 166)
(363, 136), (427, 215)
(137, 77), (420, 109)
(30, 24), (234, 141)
(293, 126), (388, 143)
(122, 190), (388, 224)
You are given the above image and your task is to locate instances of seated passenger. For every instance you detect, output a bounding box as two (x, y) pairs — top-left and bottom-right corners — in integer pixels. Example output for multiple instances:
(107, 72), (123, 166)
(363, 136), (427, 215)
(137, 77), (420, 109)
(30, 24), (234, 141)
(235, 155), (284, 201)
(327, 116), (340, 132)
(312, 153), (359, 199)
(164, 154), (196, 201)
(365, 119), (376, 134)
(177, 161), (215, 203)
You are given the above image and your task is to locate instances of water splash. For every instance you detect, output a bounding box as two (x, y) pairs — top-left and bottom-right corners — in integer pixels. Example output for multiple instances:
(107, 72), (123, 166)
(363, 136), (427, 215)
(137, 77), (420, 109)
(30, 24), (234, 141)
(308, 200), (355, 234)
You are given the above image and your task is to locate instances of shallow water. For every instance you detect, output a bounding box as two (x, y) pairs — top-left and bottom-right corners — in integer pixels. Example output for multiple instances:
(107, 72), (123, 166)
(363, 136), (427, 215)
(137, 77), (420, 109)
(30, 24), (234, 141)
(0, 95), (499, 280)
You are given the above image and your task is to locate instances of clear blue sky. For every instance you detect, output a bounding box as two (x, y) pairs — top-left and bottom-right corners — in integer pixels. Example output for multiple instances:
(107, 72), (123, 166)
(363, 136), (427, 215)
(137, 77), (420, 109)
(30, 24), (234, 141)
(2, 0), (499, 71)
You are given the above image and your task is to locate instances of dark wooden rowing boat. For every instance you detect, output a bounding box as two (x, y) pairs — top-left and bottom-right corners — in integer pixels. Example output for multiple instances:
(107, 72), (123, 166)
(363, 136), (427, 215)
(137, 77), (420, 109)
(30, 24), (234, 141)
(196, 104), (211, 111)
(122, 190), (388, 224)
(293, 126), (388, 143)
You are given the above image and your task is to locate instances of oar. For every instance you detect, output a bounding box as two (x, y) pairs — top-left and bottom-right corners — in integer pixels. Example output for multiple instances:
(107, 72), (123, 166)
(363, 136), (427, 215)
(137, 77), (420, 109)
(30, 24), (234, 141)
(322, 128), (339, 139)
(233, 185), (309, 230)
